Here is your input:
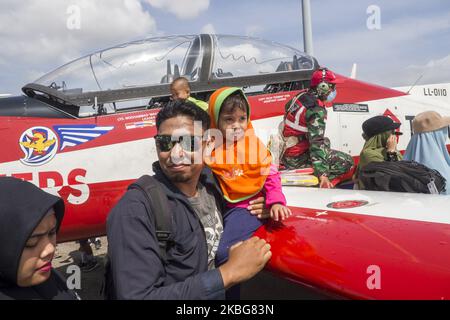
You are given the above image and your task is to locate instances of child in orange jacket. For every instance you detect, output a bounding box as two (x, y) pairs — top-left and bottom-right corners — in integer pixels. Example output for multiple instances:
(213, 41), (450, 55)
(204, 87), (291, 267)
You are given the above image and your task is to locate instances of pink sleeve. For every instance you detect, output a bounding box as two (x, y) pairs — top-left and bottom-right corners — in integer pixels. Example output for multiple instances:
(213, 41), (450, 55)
(263, 164), (287, 207)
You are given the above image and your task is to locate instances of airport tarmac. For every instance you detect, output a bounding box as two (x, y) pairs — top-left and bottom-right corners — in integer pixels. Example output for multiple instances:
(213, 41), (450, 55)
(53, 237), (108, 300)
(54, 237), (331, 300)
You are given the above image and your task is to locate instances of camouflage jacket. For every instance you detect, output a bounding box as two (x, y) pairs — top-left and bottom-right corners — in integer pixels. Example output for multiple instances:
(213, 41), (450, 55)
(305, 105), (331, 177)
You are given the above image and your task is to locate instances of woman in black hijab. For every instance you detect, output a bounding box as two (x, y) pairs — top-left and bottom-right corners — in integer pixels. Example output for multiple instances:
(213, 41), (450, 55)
(0, 177), (78, 300)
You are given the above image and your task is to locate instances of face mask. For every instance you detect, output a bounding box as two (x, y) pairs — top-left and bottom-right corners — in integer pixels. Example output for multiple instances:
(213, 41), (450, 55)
(326, 89), (337, 102)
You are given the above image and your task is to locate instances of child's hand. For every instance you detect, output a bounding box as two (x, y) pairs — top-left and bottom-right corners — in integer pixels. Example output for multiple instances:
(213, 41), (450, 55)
(248, 197), (270, 219)
(270, 204), (292, 222)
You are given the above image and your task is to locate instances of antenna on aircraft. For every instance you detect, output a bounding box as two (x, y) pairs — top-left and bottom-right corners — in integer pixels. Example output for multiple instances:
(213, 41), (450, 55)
(406, 74), (424, 94)
(302, 0), (314, 55)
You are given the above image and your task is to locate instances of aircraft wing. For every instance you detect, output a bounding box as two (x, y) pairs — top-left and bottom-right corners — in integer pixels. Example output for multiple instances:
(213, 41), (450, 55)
(255, 187), (450, 299)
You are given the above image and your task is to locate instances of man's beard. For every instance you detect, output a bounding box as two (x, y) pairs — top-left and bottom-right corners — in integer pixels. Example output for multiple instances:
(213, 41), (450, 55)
(170, 172), (192, 183)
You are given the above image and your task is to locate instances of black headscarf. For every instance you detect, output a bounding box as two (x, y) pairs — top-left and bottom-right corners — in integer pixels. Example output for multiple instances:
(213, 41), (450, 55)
(0, 177), (77, 300)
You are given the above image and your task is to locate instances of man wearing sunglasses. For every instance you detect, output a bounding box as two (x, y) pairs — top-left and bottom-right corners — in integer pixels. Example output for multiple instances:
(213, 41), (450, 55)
(106, 100), (271, 300)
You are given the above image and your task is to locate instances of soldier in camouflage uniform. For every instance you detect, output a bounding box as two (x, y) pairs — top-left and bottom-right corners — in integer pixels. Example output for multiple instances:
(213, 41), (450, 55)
(281, 68), (354, 188)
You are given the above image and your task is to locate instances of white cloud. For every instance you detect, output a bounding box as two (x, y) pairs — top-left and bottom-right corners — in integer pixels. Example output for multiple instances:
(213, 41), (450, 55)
(416, 55), (450, 69)
(314, 11), (450, 86)
(147, 0), (209, 19)
(403, 54), (450, 85)
(0, 0), (157, 93)
(245, 25), (264, 37)
(201, 23), (216, 34)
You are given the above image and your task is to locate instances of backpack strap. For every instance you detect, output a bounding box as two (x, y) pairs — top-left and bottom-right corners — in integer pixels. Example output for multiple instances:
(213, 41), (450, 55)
(297, 91), (320, 109)
(128, 175), (172, 264)
(285, 91), (307, 118)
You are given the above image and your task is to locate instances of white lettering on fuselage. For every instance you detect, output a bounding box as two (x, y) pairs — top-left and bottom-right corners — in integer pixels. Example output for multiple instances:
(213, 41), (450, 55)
(0, 168), (90, 205)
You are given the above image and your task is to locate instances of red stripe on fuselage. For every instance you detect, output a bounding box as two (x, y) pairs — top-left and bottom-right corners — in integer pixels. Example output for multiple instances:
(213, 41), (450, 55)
(248, 76), (407, 121)
(57, 178), (134, 242)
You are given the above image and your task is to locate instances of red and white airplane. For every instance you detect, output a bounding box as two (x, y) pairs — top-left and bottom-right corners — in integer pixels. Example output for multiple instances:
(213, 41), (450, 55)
(1, 34), (449, 299)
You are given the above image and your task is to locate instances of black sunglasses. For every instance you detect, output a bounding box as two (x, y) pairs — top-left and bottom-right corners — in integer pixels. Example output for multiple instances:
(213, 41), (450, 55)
(155, 135), (203, 152)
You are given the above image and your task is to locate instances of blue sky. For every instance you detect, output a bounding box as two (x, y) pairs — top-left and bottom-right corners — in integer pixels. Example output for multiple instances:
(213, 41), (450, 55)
(1, 0), (449, 94)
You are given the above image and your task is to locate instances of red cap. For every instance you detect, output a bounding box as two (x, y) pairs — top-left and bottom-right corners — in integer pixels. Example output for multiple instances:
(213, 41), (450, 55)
(310, 68), (343, 87)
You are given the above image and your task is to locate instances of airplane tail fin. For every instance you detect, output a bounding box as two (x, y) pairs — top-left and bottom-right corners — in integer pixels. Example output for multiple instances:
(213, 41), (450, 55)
(350, 63), (357, 79)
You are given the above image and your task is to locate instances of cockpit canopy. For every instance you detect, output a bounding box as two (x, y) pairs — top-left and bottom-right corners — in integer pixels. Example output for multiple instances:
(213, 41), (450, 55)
(35, 34), (315, 95)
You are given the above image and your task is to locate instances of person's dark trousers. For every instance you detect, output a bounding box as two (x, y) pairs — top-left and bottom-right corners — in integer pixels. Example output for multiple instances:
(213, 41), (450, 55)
(215, 206), (265, 299)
